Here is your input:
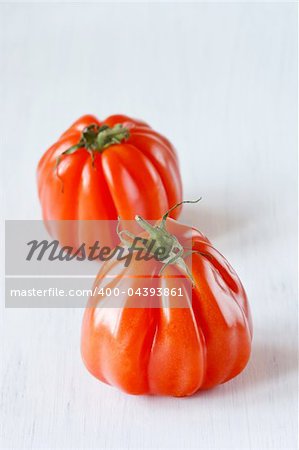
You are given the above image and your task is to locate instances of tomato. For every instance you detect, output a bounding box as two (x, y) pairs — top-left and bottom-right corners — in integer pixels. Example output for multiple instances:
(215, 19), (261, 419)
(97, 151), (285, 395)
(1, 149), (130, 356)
(81, 202), (253, 397)
(37, 114), (182, 247)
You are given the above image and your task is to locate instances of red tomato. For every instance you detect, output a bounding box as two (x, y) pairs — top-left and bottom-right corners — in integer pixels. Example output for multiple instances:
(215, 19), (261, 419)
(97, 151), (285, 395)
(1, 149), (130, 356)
(37, 114), (182, 247)
(81, 205), (252, 397)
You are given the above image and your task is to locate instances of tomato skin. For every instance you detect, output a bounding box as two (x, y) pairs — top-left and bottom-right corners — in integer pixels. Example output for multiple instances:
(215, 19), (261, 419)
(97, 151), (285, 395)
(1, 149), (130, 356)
(81, 218), (253, 397)
(37, 114), (182, 246)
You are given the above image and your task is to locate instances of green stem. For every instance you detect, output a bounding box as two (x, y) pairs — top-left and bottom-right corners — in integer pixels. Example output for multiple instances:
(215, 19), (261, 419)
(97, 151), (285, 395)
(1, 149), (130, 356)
(60, 123), (130, 159)
(117, 200), (203, 287)
(160, 198), (202, 229)
(96, 124), (130, 151)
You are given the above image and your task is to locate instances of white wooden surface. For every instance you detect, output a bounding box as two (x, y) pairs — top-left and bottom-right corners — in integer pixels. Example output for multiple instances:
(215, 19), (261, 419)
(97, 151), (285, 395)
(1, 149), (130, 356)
(1, 3), (297, 449)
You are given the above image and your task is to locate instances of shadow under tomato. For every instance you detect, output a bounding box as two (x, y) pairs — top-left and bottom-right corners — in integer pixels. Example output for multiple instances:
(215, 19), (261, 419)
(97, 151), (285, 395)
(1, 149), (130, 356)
(187, 334), (298, 401)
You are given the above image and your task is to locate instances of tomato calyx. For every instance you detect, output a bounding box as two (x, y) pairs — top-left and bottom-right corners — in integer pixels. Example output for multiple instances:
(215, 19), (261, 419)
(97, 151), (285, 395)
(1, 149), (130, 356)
(117, 199), (202, 286)
(56, 123), (130, 168)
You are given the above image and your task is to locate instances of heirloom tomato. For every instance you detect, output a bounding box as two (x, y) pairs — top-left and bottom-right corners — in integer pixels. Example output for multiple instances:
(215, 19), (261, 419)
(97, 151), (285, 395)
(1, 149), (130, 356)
(37, 114), (182, 247)
(81, 201), (252, 397)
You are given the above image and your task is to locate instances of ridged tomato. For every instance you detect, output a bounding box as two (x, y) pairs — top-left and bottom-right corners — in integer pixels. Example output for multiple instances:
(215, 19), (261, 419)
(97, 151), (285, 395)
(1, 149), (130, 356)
(81, 204), (252, 397)
(37, 114), (182, 247)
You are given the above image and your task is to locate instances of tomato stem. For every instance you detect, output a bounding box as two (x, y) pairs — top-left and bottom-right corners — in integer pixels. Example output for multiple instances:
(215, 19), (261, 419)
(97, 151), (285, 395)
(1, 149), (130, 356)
(160, 198), (202, 229)
(117, 199), (203, 286)
(56, 123), (130, 170)
(96, 124), (130, 151)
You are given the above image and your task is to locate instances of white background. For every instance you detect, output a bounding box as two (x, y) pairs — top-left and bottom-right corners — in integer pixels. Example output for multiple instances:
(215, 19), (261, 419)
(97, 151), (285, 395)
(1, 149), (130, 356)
(1, 2), (297, 449)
